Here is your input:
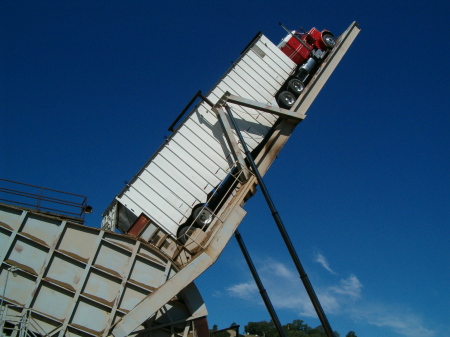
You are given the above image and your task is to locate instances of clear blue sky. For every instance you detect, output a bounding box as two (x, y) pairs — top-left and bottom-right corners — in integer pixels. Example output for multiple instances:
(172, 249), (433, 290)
(1, 1), (449, 337)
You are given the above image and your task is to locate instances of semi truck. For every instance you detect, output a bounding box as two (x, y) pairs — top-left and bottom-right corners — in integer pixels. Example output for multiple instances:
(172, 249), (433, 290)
(276, 25), (335, 108)
(0, 22), (360, 337)
(101, 24), (339, 247)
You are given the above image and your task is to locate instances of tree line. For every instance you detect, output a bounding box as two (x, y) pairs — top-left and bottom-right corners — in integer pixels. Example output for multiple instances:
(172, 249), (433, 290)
(210, 320), (357, 337)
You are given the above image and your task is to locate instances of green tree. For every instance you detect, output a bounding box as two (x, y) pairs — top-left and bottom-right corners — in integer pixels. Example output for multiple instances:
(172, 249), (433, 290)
(303, 325), (339, 337)
(290, 319), (311, 332)
(283, 319), (311, 337)
(244, 321), (276, 337)
(346, 332), (357, 337)
(244, 319), (344, 337)
(285, 330), (308, 337)
(306, 326), (324, 337)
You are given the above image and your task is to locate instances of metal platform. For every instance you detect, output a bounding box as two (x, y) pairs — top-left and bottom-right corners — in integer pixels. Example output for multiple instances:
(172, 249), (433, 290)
(0, 203), (207, 337)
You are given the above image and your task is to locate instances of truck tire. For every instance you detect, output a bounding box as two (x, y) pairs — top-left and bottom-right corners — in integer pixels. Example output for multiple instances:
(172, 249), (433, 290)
(192, 204), (213, 228)
(323, 34), (335, 49)
(177, 225), (194, 244)
(277, 91), (296, 109)
(287, 78), (305, 96)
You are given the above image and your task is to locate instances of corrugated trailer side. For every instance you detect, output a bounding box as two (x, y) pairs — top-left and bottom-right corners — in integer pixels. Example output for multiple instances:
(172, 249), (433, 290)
(102, 33), (297, 237)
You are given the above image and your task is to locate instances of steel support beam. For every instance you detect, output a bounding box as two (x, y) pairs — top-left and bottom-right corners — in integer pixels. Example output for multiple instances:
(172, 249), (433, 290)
(234, 230), (287, 337)
(58, 230), (106, 337)
(102, 241), (141, 337)
(213, 106), (250, 181)
(216, 92), (305, 122)
(223, 104), (336, 337)
(110, 205), (249, 337)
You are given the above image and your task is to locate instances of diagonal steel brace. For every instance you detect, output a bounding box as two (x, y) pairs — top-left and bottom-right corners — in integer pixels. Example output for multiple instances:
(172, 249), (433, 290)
(216, 91), (306, 122)
(213, 105), (250, 181)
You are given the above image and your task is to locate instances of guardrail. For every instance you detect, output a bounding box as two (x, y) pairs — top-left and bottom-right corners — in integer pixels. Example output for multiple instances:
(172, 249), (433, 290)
(0, 304), (52, 337)
(0, 178), (92, 223)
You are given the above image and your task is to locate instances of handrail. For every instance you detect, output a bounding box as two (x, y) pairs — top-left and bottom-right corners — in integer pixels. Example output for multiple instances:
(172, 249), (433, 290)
(0, 178), (92, 222)
(168, 90), (214, 132)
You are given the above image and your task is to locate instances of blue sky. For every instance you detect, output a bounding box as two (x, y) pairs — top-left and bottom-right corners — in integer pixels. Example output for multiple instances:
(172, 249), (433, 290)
(1, 1), (449, 337)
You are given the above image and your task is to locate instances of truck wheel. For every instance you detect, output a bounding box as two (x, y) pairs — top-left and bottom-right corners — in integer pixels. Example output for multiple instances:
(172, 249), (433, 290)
(192, 204), (213, 228)
(287, 78), (305, 96)
(277, 91), (296, 109)
(177, 225), (194, 244)
(323, 34), (335, 49)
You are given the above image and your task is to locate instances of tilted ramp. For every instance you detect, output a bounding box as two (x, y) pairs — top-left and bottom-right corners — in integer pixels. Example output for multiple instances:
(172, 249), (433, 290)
(0, 22), (360, 337)
(108, 22), (360, 337)
(101, 32), (298, 238)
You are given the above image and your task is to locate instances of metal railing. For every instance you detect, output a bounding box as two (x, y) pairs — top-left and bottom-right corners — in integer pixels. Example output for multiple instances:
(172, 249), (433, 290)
(0, 178), (92, 223)
(0, 305), (54, 337)
(176, 163), (253, 248)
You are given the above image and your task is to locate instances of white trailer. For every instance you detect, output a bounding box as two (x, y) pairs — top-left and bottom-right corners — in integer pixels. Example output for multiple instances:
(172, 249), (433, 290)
(101, 32), (298, 238)
(101, 23), (358, 244)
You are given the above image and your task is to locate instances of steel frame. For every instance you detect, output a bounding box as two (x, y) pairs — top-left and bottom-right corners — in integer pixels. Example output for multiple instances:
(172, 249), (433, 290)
(200, 22), (361, 337)
(0, 204), (207, 337)
(111, 21), (360, 337)
(1, 21), (360, 337)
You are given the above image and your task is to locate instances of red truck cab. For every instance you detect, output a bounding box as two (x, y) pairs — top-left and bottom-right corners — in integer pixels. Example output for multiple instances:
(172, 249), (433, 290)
(276, 27), (335, 108)
(278, 28), (334, 65)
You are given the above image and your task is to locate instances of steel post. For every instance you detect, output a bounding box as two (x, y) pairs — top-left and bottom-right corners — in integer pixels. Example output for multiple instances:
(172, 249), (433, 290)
(224, 105), (335, 337)
(234, 229), (287, 337)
